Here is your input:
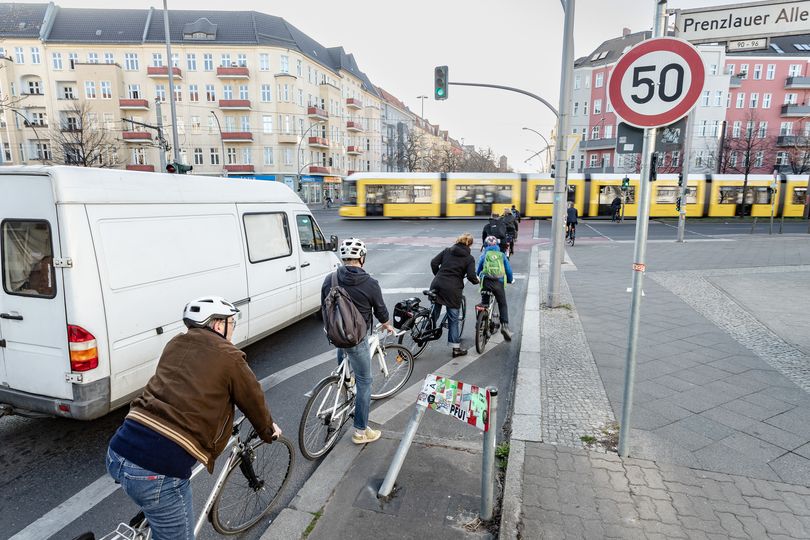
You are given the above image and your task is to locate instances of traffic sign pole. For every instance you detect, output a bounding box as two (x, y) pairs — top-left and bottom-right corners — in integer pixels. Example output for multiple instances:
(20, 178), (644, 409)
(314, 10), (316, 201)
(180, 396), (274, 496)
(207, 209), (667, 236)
(676, 108), (695, 243)
(617, 0), (670, 458)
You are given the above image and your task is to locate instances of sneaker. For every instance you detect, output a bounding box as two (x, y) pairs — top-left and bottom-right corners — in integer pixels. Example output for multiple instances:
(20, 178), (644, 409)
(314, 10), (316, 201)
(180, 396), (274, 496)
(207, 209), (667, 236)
(452, 347), (468, 358)
(352, 427), (381, 445)
(501, 324), (513, 341)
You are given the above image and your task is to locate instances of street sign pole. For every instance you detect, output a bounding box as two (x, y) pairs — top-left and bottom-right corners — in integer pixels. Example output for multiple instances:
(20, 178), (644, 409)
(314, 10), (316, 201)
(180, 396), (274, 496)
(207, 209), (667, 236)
(617, 0), (669, 458)
(676, 108), (695, 242)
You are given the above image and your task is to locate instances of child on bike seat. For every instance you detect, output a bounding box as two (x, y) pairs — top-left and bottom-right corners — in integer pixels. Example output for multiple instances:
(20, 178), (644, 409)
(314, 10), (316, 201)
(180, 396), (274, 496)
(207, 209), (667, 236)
(476, 236), (514, 340)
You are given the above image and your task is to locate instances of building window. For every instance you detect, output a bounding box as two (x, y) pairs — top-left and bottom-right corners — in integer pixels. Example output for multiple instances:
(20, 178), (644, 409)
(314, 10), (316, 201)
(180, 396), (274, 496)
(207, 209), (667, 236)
(193, 148), (203, 165)
(124, 53), (139, 71)
(736, 92), (745, 108)
(155, 84), (166, 102)
(223, 85), (233, 100)
(205, 84), (216, 102)
(780, 122), (793, 136)
(224, 116), (235, 131)
(726, 64), (735, 75)
(754, 151), (763, 167)
(573, 102), (579, 115)
(749, 93), (759, 108)
(226, 147), (237, 164)
(170, 53), (179, 68)
(732, 121), (741, 138)
(583, 101), (588, 116)
(591, 126), (600, 139)
(191, 116), (201, 134)
(51, 52), (62, 70)
(264, 147), (274, 165)
(188, 84), (198, 102)
(593, 99), (602, 114)
(260, 53), (270, 71)
(128, 84), (141, 99)
(203, 53), (213, 71)
(298, 89), (304, 107)
(67, 52), (78, 69)
(695, 151), (705, 167)
(220, 54), (231, 67)
(701, 90), (710, 106)
(14, 47), (24, 64)
(240, 115), (250, 131)
(176, 118), (185, 134)
(30, 47), (41, 64)
(173, 84), (182, 102)
(785, 93), (798, 105)
(100, 81), (112, 99)
(709, 64), (718, 76)
(237, 54), (247, 67)
(756, 122), (767, 138)
(713, 90), (723, 106)
(589, 154), (598, 167)
(88, 52), (98, 64)
(280, 55), (289, 73)
(739, 64), (749, 78)
(186, 53), (197, 71)
(604, 124), (613, 138)
(104, 52), (114, 64)
(284, 148), (292, 165)
(776, 151), (788, 166)
(763, 93), (772, 108)
(152, 53), (163, 67)
(788, 64), (802, 77)
(595, 72), (604, 87)
(210, 148), (220, 165)
(242, 148), (252, 165)
(711, 121), (720, 137)
(84, 81), (96, 99)
(602, 153), (610, 167)
(62, 86), (75, 99)
(263, 115), (273, 133)
(698, 120), (708, 136)
(574, 75), (580, 90)
(766, 64), (775, 80)
(239, 85), (248, 100)
(753, 64), (762, 80)
(261, 84), (272, 102)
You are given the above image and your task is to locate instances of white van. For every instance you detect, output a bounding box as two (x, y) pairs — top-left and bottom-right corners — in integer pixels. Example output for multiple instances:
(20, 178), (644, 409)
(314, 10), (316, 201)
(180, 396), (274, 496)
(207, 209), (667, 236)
(0, 166), (341, 420)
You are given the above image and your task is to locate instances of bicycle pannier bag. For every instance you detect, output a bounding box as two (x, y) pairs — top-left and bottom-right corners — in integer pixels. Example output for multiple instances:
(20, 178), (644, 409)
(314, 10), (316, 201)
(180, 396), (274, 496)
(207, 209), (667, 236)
(322, 272), (368, 348)
(393, 297), (421, 329)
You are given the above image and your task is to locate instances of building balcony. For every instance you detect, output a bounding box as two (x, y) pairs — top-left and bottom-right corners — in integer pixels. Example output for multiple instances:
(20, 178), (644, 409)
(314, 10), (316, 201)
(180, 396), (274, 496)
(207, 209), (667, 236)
(23, 121), (48, 129)
(147, 66), (182, 79)
(584, 166), (615, 174)
(221, 132), (253, 142)
(579, 137), (616, 150)
(346, 121), (363, 132)
(781, 104), (810, 117)
(777, 135), (809, 146)
(347, 170), (357, 176)
(346, 98), (362, 110)
(126, 164), (155, 172)
(309, 165), (333, 175)
(122, 131), (152, 142)
(21, 90), (45, 98)
(218, 99), (251, 110)
(785, 76), (810, 89)
(216, 66), (250, 79)
(224, 164), (254, 173)
(277, 133), (297, 144)
(729, 75), (743, 88)
(119, 98), (150, 110)
(308, 136), (329, 148)
(347, 145), (363, 155)
(307, 106), (329, 120)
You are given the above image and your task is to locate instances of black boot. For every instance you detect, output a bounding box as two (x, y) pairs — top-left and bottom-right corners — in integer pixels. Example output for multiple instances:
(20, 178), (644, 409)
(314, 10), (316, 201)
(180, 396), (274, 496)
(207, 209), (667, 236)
(452, 347), (468, 357)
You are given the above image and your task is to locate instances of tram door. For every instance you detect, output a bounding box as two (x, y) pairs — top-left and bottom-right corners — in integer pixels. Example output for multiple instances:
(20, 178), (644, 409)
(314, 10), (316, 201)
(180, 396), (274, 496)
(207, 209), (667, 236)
(365, 185), (385, 217)
(598, 185), (622, 216)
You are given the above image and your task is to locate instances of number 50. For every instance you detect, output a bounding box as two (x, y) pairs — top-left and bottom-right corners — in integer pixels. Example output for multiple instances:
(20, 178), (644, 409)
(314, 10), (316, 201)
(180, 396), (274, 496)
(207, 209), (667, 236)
(631, 63), (684, 105)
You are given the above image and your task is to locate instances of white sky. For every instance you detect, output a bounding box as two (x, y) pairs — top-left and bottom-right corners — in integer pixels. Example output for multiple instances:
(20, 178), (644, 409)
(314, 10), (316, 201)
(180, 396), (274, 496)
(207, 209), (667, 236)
(49, 0), (747, 171)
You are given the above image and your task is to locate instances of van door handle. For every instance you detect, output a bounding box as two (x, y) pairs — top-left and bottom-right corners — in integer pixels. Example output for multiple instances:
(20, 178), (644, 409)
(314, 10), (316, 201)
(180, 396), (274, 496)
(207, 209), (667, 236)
(300, 262), (311, 268)
(285, 265), (297, 272)
(0, 313), (23, 321)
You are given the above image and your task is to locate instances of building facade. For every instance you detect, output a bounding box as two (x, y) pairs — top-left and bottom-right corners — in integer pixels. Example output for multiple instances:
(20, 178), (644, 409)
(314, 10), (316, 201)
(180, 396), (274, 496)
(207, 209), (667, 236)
(0, 3), (386, 203)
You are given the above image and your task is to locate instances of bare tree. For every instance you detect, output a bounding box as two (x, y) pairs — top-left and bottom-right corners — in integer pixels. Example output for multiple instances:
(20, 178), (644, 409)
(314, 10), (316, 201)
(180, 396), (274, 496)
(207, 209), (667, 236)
(402, 129), (427, 172)
(784, 134), (810, 174)
(716, 110), (777, 217)
(459, 147), (500, 172)
(48, 101), (124, 168)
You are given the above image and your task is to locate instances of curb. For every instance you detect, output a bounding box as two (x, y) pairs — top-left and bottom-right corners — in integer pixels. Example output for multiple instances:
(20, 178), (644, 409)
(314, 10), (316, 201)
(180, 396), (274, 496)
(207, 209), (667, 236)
(498, 244), (541, 540)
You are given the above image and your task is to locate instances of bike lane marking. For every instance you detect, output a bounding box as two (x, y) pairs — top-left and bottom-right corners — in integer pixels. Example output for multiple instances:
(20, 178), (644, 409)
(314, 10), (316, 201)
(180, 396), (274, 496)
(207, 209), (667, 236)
(10, 349), (337, 540)
(581, 222), (615, 241)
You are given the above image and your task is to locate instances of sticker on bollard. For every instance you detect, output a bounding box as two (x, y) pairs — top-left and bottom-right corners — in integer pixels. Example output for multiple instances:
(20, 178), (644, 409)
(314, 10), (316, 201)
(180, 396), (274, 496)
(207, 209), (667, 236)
(417, 374), (491, 431)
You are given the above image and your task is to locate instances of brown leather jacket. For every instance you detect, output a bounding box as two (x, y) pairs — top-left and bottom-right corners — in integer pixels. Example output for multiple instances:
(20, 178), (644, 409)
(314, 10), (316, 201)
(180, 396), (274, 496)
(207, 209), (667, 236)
(127, 327), (275, 473)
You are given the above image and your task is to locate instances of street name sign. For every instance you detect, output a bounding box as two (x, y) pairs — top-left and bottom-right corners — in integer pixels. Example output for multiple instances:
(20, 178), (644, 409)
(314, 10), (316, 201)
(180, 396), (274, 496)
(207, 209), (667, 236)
(675, 0), (810, 44)
(608, 37), (705, 129)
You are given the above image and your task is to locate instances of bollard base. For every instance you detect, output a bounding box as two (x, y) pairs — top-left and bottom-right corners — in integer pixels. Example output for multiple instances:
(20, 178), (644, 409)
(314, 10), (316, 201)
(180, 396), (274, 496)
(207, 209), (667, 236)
(356, 480), (404, 514)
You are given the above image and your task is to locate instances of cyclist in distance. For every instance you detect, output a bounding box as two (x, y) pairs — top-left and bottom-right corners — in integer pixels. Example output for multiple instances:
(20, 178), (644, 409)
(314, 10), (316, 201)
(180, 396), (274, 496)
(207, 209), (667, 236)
(510, 205), (521, 239)
(477, 236), (515, 340)
(501, 208), (517, 255)
(481, 212), (507, 252)
(566, 201), (579, 239)
(429, 233), (480, 357)
(106, 297), (281, 540)
(321, 238), (395, 445)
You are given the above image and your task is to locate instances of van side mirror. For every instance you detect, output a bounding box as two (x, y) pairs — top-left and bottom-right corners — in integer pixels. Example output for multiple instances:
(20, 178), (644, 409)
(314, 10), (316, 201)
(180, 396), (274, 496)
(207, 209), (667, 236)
(329, 235), (338, 252)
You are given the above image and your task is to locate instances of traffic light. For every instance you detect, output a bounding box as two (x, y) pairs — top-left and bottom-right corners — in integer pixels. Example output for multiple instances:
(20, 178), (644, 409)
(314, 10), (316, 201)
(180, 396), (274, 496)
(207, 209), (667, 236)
(678, 173), (684, 187)
(649, 152), (658, 182)
(621, 176), (630, 190)
(166, 162), (193, 174)
(675, 196), (681, 211)
(434, 65), (448, 100)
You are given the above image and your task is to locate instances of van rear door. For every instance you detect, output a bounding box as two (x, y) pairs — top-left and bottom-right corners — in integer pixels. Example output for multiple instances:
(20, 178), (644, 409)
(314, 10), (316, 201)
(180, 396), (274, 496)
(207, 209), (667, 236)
(0, 174), (72, 400)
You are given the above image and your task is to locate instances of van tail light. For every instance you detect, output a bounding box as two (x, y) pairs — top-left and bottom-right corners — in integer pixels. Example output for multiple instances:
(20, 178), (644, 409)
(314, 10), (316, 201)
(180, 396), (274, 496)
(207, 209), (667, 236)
(68, 325), (98, 372)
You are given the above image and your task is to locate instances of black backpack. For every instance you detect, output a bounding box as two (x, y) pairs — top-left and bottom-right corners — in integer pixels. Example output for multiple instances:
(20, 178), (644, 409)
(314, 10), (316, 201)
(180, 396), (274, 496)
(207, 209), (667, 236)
(322, 272), (368, 348)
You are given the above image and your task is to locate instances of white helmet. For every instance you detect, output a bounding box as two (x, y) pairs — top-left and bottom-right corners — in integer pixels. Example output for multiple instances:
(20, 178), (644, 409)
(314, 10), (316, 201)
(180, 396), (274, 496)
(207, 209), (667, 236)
(183, 296), (239, 329)
(339, 238), (367, 260)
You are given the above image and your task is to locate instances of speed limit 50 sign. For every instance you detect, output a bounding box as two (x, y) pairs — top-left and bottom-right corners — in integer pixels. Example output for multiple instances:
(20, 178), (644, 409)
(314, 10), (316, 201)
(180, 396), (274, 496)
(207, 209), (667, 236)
(608, 37), (706, 129)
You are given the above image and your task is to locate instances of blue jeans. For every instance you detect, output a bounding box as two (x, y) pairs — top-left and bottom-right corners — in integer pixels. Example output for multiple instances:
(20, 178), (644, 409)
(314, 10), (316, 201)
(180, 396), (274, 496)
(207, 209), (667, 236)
(106, 447), (194, 540)
(337, 338), (372, 431)
(432, 305), (461, 347)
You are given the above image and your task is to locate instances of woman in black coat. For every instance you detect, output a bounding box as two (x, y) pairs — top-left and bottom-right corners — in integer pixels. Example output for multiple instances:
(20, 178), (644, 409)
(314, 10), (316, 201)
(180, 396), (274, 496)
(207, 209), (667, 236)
(429, 233), (480, 357)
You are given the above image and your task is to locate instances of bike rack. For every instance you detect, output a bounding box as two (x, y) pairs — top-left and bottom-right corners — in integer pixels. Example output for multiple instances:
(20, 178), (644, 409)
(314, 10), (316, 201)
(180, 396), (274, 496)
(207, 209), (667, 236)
(377, 374), (498, 520)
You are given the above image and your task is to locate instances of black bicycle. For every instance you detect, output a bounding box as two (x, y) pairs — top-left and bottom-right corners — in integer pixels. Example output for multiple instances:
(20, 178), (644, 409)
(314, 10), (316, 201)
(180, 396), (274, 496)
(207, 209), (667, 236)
(475, 290), (500, 354)
(566, 223), (576, 246)
(394, 289), (466, 358)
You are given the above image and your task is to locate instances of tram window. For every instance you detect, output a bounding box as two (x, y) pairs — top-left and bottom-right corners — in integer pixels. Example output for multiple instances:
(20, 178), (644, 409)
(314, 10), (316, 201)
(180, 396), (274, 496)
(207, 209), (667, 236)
(455, 184), (512, 204)
(719, 186), (761, 204)
(378, 185), (433, 204)
(599, 185), (635, 204)
(535, 185), (553, 203)
(792, 187), (807, 205)
(365, 185), (386, 204)
(412, 185), (432, 203)
(656, 187), (697, 204)
(718, 186), (742, 204)
(343, 180), (357, 205)
(753, 187), (772, 204)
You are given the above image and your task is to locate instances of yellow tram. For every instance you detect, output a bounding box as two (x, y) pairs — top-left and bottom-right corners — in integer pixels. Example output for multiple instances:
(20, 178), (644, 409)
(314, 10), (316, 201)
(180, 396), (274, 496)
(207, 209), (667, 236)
(338, 173), (809, 219)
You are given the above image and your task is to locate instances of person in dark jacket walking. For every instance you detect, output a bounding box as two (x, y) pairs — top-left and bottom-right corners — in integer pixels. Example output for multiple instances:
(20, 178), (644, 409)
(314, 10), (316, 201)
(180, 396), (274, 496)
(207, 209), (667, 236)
(320, 238), (394, 445)
(481, 212), (507, 249)
(610, 195), (622, 222)
(429, 233), (480, 357)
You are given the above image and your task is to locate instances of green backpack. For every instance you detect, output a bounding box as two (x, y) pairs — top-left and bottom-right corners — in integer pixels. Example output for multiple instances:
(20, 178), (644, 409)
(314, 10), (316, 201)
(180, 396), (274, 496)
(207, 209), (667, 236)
(481, 250), (505, 282)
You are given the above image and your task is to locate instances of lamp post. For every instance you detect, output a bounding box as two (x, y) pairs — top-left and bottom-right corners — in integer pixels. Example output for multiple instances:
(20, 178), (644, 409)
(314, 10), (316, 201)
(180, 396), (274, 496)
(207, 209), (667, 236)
(6, 108), (47, 163)
(522, 127), (553, 172)
(209, 111), (227, 177)
(416, 95), (428, 119)
(162, 0), (181, 166)
(297, 120), (326, 195)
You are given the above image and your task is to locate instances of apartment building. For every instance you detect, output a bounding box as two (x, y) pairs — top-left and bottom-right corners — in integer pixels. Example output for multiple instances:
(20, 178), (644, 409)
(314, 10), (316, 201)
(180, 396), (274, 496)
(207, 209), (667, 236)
(377, 86), (416, 172)
(0, 3), (384, 203)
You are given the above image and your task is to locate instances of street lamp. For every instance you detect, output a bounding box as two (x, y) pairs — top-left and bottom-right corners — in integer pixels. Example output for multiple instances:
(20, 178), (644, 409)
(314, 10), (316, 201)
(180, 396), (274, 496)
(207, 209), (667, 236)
(209, 111), (227, 177)
(296, 120), (326, 195)
(416, 95), (428, 119)
(522, 127), (553, 173)
(5, 107), (47, 163)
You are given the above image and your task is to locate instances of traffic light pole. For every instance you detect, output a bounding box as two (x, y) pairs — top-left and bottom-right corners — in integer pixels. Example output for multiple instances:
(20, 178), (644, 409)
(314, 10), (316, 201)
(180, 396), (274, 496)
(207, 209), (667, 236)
(163, 0), (181, 166)
(618, 0), (668, 459)
(155, 98), (168, 173)
(676, 109), (694, 243)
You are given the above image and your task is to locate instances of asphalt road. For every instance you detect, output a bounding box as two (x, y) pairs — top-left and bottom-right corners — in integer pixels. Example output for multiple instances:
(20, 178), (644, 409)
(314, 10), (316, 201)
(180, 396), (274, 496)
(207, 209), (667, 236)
(0, 212), (529, 540)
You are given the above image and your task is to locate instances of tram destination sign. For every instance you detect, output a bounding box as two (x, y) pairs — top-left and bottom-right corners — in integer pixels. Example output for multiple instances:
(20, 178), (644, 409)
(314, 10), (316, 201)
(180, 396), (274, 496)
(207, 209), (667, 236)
(675, 0), (810, 44)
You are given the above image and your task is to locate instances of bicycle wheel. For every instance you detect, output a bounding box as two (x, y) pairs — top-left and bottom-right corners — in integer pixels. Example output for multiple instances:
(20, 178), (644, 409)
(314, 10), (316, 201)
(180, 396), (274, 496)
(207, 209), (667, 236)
(299, 376), (352, 460)
(370, 344), (414, 399)
(211, 436), (295, 534)
(458, 295), (467, 337)
(475, 310), (489, 354)
(398, 312), (434, 358)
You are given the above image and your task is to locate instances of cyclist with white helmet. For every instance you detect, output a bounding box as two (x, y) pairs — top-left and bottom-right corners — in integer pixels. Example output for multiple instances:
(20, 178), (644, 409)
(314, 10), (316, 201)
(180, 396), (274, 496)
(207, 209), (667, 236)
(321, 238), (394, 445)
(106, 297), (280, 540)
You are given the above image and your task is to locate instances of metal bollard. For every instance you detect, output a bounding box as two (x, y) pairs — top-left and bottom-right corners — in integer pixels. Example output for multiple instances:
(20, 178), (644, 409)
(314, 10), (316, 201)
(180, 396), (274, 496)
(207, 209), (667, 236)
(378, 403), (427, 498)
(780, 216), (784, 234)
(750, 217), (758, 234)
(480, 387), (498, 520)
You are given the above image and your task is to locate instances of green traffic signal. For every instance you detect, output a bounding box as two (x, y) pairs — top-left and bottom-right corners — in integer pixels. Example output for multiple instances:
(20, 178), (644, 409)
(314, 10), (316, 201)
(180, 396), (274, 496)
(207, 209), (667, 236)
(434, 65), (448, 101)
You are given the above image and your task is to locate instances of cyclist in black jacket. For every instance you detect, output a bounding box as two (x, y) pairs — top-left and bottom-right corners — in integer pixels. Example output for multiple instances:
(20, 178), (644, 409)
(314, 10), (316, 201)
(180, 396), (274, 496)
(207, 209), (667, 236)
(481, 213), (506, 250)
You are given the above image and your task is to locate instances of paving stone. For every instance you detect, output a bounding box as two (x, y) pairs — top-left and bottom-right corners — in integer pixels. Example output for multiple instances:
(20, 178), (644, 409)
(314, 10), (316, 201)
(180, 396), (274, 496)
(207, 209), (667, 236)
(779, 491), (810, 516)
(716, 432), (787, 462)
(768, 452), (810, 486)
(602, 524), (646, 539)
(743, 496), (792, 513)
(629, 485), (671, 501)
(653, 423), (715, 452)
(716, 512), (748, 537)
(765, 407), (810, 436)
(672, 414), (739, 442)
(700, 407), (758, 431)
(639, 520), (689, 538)
(753, 508), (790, 535)
(742, 421), (808, 452)
(680, 516), (726, 535)
(694, 442), (781, 481)
(775, 512), (810, 538)
(522, 504), (564, 523)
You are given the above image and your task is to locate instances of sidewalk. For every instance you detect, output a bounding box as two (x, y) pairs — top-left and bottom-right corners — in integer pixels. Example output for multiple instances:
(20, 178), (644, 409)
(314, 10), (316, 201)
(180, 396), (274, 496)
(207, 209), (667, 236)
(502, 235), (810, 539)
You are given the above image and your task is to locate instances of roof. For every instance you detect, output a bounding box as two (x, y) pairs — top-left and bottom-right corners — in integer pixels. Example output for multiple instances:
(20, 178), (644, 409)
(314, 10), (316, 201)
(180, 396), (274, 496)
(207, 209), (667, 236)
(726, 33), (810, 57)
(574, 30), (651, 68)
(0, 166), (304, 205)
(375, 86), (409, 112)
(47, 7), (150, 43)
(0, 2), (48, 38)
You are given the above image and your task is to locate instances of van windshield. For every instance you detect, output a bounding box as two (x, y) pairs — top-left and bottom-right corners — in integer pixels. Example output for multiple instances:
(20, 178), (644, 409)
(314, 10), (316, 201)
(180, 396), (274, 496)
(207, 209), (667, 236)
(1, 220), (56, 298)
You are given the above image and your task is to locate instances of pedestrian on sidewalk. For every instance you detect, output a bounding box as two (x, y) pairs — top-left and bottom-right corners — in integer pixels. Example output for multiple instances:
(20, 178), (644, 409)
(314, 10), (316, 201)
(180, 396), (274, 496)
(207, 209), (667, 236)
(106, 297), (281, 540)
(429, 233), (480, 357)
(477, 235), (514, 340)
(321, 238), (395, 445)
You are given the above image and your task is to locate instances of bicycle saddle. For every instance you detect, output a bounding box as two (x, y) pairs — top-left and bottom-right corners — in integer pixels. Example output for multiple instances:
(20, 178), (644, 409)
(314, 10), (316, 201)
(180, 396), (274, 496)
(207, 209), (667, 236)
(423, 289), (437, 297)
